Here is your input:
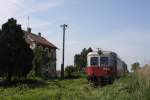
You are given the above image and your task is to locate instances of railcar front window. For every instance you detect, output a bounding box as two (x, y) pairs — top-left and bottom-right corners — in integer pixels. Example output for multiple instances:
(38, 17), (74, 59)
(100, 57), (108, 66)
(90, 57), (99, 66)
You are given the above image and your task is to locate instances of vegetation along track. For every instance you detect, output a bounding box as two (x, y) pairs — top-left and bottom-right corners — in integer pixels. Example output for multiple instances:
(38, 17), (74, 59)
(0, 67), (150, 100)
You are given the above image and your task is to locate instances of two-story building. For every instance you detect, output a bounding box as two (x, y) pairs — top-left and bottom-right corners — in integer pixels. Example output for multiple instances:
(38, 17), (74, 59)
(25, 28), (57, 77)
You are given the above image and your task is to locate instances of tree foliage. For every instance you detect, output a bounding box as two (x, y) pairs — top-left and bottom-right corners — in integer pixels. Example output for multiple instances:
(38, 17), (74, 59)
(33, 47), (44, 76)
(65, 65), (75, 77)
(32, 47), (51, 77)
(131, 62), (140, 72)
(74, 48), (93, 71)
(0, 18), (34, 81)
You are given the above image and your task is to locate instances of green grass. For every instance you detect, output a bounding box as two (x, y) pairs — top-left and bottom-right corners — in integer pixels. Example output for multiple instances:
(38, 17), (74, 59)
(0, 72), (150, 100)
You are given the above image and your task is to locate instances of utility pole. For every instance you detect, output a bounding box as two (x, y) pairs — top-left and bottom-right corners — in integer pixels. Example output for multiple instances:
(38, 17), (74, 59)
(60, 24), (68, 78)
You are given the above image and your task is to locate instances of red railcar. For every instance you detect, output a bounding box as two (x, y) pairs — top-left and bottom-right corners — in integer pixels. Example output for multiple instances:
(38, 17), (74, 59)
(85, 50), (128, 84)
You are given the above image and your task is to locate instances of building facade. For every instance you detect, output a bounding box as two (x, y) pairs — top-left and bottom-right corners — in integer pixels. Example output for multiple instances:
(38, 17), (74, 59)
(25, 28), (57, 77)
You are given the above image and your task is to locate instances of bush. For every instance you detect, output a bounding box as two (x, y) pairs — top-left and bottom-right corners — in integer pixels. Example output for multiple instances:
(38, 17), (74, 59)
(65, 65), (75, 77)
(131, 62), (140, 72)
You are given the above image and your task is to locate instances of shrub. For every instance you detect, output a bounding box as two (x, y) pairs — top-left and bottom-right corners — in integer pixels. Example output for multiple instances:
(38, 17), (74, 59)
(65, 65), (75, 77)
(131, 62), (140, 72)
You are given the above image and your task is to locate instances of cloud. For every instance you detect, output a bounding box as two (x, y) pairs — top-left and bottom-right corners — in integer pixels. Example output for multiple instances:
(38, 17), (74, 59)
(0, 0), (65, 28)
(0, 0), (19, 24)
(6, 0), (25, 8)
(16, 0), (64, 16)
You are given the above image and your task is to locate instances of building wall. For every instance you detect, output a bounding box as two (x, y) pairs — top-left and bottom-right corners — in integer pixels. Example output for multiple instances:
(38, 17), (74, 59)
(26, 34), (57, 78)
(47, 48), (56, 77)
(40, 47), (57, 78)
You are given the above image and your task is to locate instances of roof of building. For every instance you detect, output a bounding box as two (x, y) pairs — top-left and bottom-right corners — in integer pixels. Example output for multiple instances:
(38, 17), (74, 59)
(24, 31), (57, 49)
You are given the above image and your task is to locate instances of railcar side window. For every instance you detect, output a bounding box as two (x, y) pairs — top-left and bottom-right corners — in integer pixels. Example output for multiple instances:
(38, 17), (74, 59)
(90, 57), (99, 66)
(100, 57), (108, 66)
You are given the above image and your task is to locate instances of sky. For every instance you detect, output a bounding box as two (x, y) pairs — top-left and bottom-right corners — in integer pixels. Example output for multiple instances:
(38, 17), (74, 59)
(0, 0), (150, 71)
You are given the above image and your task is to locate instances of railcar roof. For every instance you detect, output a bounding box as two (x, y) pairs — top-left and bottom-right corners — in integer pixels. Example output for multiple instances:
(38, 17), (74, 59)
(88, 51), (116, 56)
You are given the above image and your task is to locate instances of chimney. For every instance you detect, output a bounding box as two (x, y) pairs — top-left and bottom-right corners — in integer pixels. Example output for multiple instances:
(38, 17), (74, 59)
(38, 32), (41, 37)
(27, 27), (31, 33)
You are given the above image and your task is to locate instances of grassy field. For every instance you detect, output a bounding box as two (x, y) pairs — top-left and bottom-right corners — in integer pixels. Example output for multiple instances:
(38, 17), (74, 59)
(0, 68), (150, 100)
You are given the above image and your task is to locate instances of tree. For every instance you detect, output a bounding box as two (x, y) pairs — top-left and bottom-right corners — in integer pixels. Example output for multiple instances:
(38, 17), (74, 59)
(98, 50), (103, 55)
(0, 18), (34, 81)
(74, 54), (82, 71)
(33, 47), (44, 76)
(74, 47), (93, 71)
(65, 65), (75, 77)
(80, 48), (93, 69)
(131, 62), (140, 72)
